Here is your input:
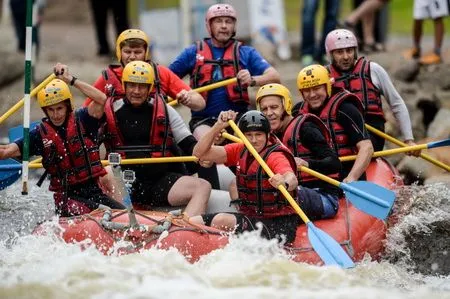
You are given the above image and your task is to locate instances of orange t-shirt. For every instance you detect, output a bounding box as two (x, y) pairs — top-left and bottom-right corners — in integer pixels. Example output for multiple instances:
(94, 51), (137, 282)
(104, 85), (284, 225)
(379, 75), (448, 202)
(83, 64), (190, 106)
(224, 143), (294, 174)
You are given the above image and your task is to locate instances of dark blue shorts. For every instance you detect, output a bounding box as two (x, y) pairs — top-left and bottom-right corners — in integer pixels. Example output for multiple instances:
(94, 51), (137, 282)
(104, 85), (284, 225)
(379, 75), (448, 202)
(296, 186), (339, 220)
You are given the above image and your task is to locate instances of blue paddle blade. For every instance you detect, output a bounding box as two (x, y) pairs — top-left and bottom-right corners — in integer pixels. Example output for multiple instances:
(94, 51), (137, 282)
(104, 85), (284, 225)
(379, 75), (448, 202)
(427, 138), (450, 149)
(8, 121), (41, 142)
(342, 181), (396, 220)
(0, 159), (22, 190)
(307, 222), (355, 268)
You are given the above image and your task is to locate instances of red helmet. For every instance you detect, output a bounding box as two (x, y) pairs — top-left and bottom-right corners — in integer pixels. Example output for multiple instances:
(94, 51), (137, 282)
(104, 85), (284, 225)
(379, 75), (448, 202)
(205, 3), (237, 35)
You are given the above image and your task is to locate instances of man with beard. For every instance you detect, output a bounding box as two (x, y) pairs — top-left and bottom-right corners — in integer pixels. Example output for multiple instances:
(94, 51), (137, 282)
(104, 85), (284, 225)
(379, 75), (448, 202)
(324, 29), (419, 155)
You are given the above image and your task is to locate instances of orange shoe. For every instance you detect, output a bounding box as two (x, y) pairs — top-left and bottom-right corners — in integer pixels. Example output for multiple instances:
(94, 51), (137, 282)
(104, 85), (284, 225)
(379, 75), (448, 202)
(403, 48), (420, 59)
(419, 53), (442, 65)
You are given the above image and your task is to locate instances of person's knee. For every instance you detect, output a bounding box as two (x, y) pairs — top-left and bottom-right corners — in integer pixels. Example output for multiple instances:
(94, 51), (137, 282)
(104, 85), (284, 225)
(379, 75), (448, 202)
(195, 178), (212, 194)
(211, 213), (236, 231)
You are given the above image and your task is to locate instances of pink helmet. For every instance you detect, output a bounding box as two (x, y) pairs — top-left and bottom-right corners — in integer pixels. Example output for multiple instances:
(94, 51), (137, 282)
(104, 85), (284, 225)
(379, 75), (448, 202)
(205, 3), (237, 35)
(325, 29), (358, 55)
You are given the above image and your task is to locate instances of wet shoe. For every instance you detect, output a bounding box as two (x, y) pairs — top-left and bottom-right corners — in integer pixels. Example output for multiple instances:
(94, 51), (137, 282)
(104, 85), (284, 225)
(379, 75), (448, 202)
(301, 55), (314, 66)
(403, 48), (420, 59)
(419, 53), (441, 65)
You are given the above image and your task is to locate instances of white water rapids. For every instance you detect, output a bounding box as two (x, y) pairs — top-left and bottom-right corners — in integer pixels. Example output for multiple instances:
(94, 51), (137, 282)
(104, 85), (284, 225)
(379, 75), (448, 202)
(0, 179), (449, 299)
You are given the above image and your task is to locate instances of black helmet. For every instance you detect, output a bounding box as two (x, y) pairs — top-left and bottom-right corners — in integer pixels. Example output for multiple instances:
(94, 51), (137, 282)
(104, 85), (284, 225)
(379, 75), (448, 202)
(238, 110), (271, 134)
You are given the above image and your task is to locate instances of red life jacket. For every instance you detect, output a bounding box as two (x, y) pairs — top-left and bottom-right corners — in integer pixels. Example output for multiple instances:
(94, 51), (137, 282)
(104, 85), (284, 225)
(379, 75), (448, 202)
(191, 38), (249, 104)
(39, 114), (106, 192)
(102, 61), (163, 99)
(328, 57), (384, 119)
(282, 113), (340, 183)
(236, 135), (297, 218)
(301, 88), (364, 157)
(102, 95), (174, 158)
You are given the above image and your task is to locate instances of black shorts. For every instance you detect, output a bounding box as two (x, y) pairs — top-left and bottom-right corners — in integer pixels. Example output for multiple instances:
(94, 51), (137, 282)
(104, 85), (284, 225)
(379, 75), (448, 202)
(189, 116), (218, 133)
(202, 212), (301, 244)
(366, 115), (386, 152)
(131, 172), (183, 208)
(58, 180), (126, 216)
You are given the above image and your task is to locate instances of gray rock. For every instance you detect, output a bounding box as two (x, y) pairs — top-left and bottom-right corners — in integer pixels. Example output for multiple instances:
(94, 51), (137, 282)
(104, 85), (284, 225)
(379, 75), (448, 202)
(405, 220), (450, 275)
(0, 50), (24, 88)
(393, 60), (420, 82)
(426, 109), (450, 139)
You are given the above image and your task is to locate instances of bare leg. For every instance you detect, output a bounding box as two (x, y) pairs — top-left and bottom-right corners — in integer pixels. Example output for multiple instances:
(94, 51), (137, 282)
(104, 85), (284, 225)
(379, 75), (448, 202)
(434, 18), (444, 54)
(189, 213), (237, 232)
(99, 165), (125, 203)
(413, 19), (423, 49)
(229, 177), (238, 200)
(194, 124), (224, 190)
(209, 213), (237, 231)
(346, 0), (385, 25)
(362, 11), (376, 46)
(168, 176), (211, 216)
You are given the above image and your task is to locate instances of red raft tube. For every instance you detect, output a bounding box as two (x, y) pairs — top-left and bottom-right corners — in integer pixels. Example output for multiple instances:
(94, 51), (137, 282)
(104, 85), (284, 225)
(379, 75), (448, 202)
(33, 158), (402, 265)
(288, 158), (403, 264)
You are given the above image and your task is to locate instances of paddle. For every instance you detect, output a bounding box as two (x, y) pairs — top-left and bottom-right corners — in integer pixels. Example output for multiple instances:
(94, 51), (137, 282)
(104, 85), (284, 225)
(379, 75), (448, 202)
(339, 138), (450, 162)
(0, 74), (55, 125)
(168, 78), (238, 106)
(365, 124), (450, 172)
(0, 156), (200, 171)
(221, 132), (396, 220)
(0, 122), (43, 189)
(0, 159), (22, 190)
(299, 166), (395, 220)
(228, 120), (354, 268)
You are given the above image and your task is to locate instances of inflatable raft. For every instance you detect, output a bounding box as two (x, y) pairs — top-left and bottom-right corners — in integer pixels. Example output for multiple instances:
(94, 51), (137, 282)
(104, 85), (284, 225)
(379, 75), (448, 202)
(33, 158), (402, 264)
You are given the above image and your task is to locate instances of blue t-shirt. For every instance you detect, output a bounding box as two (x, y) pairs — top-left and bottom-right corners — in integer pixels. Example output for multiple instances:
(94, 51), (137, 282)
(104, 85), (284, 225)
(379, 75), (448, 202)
(169, 39), (271, 118)
(14, 108), (102, 157)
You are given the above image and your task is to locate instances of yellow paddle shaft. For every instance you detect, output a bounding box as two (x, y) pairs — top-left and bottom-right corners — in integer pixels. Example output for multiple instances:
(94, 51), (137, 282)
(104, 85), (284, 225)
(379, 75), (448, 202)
(223, 131), (341, 187)
(28, 156), (199, 169)
(365, 124), (450, 172)
(228, 120), (311, 224)
(339, 143), (430, 162)
(168, 78), (238, 106)
(0, 74), (56, 124)
(221, 132), (242, 143)
(299, 166), (340, 187)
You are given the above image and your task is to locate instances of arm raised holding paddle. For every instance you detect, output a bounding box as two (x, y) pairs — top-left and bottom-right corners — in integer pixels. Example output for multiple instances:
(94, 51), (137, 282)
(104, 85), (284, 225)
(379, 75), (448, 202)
(8, 63), (125, 215)
(191, 111), (303, 246)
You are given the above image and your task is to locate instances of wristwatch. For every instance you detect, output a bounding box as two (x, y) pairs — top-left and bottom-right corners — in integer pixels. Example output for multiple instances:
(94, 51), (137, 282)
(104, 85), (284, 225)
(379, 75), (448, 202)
(249, 77), (257, 87)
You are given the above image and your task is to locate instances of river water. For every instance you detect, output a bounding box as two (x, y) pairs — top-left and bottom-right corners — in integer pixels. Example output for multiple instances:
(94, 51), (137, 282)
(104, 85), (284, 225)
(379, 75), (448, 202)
(0, 179), (449, 299)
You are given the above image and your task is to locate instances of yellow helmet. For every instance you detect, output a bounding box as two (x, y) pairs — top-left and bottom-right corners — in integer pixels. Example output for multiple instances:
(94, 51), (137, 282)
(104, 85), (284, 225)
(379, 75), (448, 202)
(297, 64), (332, 96)
(115, 29), (150, 62)
(37, 79), (73, 110)
(255, 83), (293, 115)
(122, 61), (155, 90)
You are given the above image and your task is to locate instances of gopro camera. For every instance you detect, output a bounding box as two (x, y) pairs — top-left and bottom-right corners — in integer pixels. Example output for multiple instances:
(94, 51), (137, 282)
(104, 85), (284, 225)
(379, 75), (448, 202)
(122, 170), (136, 183)
(108, 153), (121, 165)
